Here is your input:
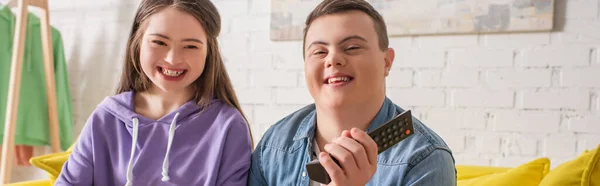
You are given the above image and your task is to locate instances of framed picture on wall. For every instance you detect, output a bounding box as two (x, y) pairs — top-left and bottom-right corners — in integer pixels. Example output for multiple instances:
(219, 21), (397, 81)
(270, 0), (555, 41)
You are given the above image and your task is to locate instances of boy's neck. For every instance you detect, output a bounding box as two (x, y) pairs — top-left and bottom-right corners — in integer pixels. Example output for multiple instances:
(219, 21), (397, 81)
(314, 95), (385, 152)
(134, 85), (195, 120)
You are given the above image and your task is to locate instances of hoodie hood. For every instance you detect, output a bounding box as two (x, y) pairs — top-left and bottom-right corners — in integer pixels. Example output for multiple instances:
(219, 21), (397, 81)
(99, 91), (207, 127)
(97, 91), (218, 185)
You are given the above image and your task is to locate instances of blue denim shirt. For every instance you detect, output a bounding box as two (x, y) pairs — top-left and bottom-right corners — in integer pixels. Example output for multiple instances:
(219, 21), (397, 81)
(248, 98), (457, 185)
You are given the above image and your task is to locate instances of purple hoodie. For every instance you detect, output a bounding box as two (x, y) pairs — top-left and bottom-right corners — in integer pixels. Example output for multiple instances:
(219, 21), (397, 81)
(55, 91), (252, 186)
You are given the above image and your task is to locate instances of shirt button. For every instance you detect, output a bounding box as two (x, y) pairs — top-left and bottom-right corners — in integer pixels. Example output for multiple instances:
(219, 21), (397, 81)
(302, 171), (307, 177)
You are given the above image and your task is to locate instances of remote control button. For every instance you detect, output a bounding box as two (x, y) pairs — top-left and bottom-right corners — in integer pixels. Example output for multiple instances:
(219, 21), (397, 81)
(406, 129), (411, 135)
(395, 136), (400, 141)
(386, 128), (391, 133)
(394, 131), (398, 136)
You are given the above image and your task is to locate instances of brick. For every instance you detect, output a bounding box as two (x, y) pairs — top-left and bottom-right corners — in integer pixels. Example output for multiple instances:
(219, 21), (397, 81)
(424, 108), (487, 130)
(561, 67), (600, 87)
(235, 88), (272, 104)
(595, 91), (600, 111)
(565, 0), (598, 19)
(484, 33), (550, 48)
(452, 90), (514, 108)
(389, 37), (413, 51)
(502, 137), (538, 156)
(567, 114), (600, 134)
(576, 135), (600, 151)
(244, 52), (274, 69)
(476, 135), (501, 154)
(388, 88), (445, 107)
(416, 35), (478, 48)
(495, 157), (541, 167)
(298, 72), (307, 87)
(593, 48), (599, 65)
(415, 69), (441, 87)
(386, 70), (413, 88)
(454, 151), (492, 166)
(83, 7), (137, 23)
(521, 90), (589, 110)
(441, 68), (479, 87)
(450, 49), (513, 68)
(49, 0), (75, 10)
(273, 42), (305, 70)
(520, 47), (591, 67)
(250, 32), (275, 52)
(545, 134), (577, 158)
(249, 0), (270, 15)
(231, 15), (270, 33)
(577, 140), (588, 155)
(455, 157), (491, 166)
(442, 135), (466, 153)
(227, 69), (249, 88)
(240, 104), (254, 124)
(220, 35), (250, 68)
(275, 88), (313, 104)
(50, 11), (80, 25)
(552, 19), (600, 44)
(486, 69), (552, 88)
(77, 23), (130, 45)
(250, 70), (299, 87)
(492, 111), (560, 133)
(213, 1), (249, 17)
(75, 0), (132, 9)
(395, 50), (445, 68)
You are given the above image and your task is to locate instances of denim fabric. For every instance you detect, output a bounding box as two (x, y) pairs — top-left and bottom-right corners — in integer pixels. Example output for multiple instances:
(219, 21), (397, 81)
(248, 97), (457, 186)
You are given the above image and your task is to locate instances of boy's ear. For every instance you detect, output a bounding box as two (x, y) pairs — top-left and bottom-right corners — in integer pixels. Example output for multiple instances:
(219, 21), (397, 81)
(384, 48), (395, 77)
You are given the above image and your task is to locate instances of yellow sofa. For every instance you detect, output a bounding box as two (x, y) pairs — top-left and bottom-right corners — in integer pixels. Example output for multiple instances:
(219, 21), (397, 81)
(6, 144), (600, 186)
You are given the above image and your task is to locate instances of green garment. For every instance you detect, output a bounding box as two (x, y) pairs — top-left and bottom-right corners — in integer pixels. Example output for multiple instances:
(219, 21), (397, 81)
(0, 6), (73, 151)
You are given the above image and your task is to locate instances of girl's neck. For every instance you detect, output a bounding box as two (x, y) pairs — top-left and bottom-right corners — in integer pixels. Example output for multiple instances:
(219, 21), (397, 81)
(134, 85), (195, 120)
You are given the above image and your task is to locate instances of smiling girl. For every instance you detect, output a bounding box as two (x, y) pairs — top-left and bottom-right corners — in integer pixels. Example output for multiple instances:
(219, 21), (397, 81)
(56, 0), (252, 185)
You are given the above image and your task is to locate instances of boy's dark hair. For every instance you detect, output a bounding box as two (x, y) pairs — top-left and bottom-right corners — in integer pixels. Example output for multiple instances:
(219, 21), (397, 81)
(303, 0), (389, 55)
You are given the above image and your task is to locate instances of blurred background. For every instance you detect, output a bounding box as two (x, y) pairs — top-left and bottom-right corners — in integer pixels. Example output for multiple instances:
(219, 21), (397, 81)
(1, 0), (599, 182)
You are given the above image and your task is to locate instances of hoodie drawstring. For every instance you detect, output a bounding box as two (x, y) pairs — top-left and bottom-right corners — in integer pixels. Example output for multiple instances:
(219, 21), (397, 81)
(124, 112), (180, 185)
(125, 118), (139, 186)
(161, 112), (179, 181)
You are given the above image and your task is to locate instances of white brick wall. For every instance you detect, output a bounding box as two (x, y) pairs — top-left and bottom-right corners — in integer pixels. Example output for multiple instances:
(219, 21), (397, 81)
(521, 90), (590, 110)
(9, 0), (600, 182)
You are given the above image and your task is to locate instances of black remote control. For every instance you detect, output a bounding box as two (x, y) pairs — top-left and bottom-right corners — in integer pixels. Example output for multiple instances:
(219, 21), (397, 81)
(305, 110), (414, 184)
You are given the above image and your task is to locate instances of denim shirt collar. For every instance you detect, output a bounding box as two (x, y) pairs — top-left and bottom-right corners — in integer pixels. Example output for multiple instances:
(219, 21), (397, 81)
(292, 97), (398, 141)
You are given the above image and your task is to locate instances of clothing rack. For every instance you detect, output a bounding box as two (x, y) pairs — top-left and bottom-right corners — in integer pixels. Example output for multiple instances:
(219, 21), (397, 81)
(1, 0), (60, 184)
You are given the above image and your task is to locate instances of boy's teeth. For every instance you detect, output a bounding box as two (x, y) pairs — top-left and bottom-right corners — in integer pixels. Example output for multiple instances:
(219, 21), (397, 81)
(161, 68), (184, 77)
(328, 77), (350, 84)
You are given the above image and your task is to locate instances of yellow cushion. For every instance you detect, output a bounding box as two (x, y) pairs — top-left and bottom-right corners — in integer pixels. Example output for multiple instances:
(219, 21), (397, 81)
(28, 142), (76, 185)
(539, 144), (600, 186)
(457, 157), (550, 186)
(29, 151), (71, 185)
(456, 165), (511, 180)
(4, 179), (51, 186)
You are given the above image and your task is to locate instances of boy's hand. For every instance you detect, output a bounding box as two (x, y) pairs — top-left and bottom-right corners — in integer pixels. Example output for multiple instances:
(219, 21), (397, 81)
(320, 128), (378, 186)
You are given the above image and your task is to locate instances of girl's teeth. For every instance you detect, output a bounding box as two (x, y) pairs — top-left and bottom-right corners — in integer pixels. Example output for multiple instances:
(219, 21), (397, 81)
(162, 69), (184, 77)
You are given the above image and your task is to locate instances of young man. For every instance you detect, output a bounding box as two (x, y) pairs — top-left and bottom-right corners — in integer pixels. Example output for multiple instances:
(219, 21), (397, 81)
(249, 0), (456, 185)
